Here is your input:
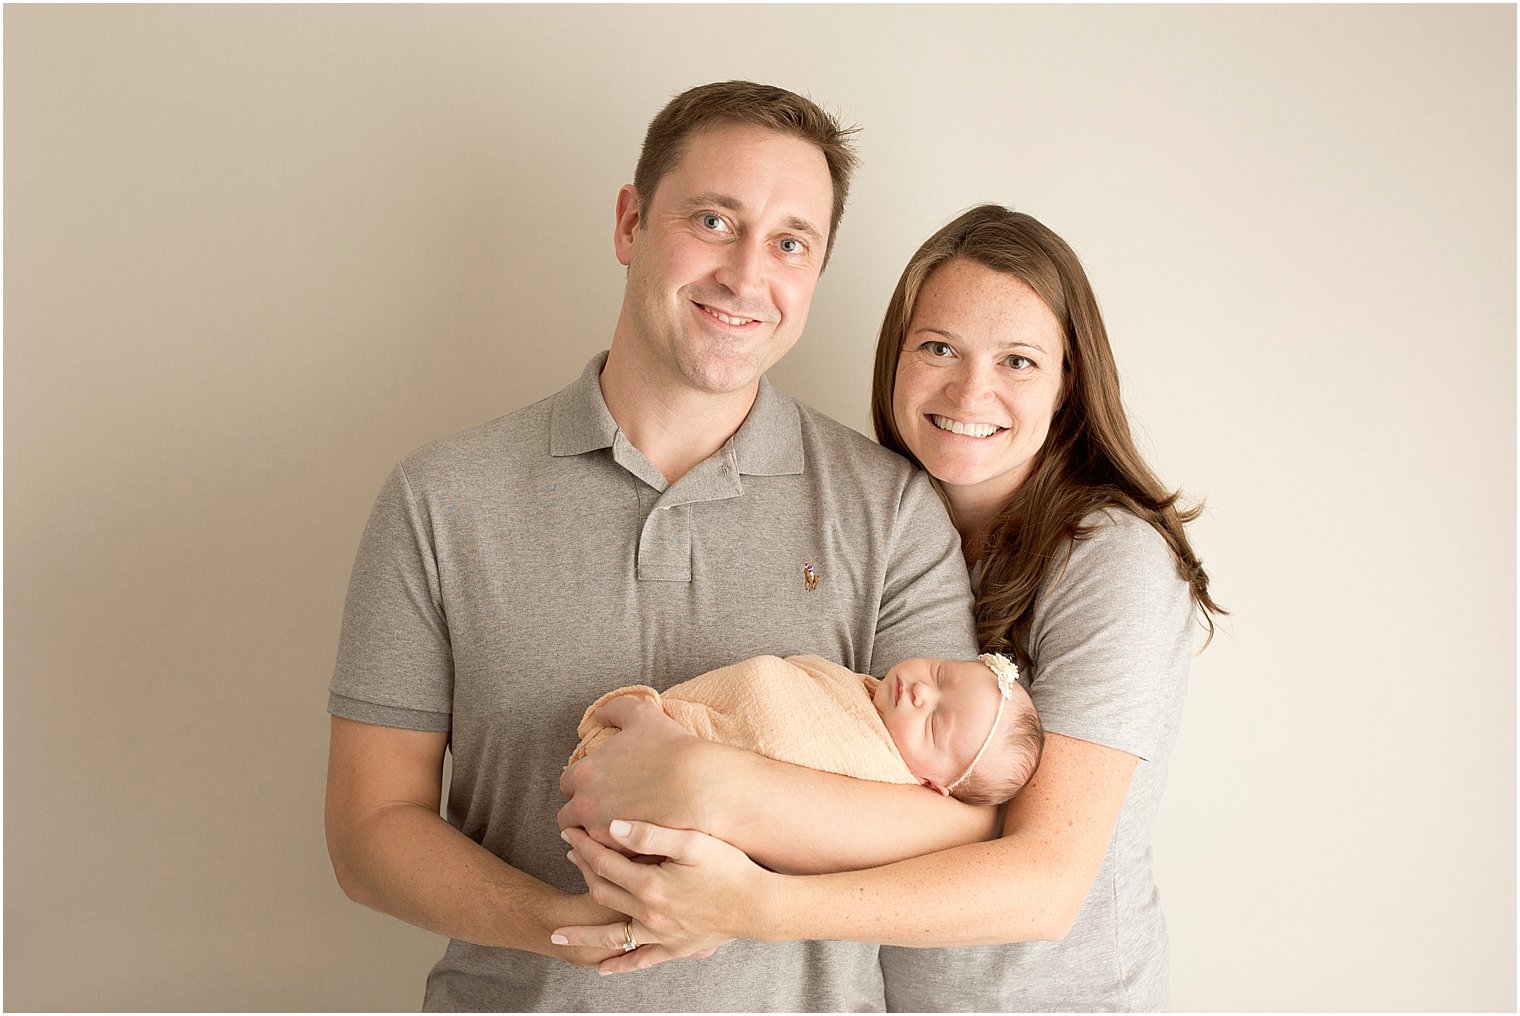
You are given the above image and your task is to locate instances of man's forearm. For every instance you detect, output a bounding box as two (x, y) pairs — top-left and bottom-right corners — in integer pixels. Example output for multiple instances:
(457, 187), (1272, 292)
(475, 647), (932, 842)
(332, 800), (619, 962)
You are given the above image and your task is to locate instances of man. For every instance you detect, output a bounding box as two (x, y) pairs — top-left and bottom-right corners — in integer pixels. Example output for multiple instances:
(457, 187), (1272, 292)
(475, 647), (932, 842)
(325, 80), (978, 1011)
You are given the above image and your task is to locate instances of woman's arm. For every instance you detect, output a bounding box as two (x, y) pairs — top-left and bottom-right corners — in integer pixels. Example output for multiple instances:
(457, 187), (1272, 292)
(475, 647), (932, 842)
(557, 695), (1001, 874)
(555, 732), (1136, 971)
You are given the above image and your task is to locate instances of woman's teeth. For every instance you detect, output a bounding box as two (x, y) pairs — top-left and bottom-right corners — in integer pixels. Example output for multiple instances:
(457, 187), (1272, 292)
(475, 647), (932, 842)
(932, 416), (1001, 438)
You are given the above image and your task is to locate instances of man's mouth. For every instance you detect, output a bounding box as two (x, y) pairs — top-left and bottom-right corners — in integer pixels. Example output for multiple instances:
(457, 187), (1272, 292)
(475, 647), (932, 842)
(931, 415), (1005, 438)
(697, 303), (760, 327)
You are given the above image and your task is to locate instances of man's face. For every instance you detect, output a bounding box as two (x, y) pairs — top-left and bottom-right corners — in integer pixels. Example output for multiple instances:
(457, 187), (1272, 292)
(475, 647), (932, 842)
(612, 122), (834, 398)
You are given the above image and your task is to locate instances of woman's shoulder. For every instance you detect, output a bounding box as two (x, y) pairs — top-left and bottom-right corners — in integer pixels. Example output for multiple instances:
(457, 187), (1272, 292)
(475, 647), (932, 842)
(1024, 505), (1193, 644)
(1024, 512), (1195, 760)
(1064, 507), (1179, 582)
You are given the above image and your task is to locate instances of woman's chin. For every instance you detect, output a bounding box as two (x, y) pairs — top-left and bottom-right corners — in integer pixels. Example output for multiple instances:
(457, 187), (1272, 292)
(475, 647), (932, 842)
(919, 461), (1029, 510)
(919, 459), (1001, 491)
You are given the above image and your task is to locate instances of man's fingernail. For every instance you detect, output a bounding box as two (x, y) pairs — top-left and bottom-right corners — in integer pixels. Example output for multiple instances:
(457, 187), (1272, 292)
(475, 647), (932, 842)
(550, 934), (568, 945)
(610, 819), (631, 837)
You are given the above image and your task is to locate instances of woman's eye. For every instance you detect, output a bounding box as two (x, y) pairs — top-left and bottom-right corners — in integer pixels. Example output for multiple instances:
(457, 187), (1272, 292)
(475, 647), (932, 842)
(1006, 354), (1033, 370)
(923, 341), (953, 358)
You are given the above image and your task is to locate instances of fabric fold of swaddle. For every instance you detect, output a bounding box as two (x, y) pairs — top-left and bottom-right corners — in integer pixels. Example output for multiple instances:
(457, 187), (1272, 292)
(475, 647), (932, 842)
(568, 653), (916, 785)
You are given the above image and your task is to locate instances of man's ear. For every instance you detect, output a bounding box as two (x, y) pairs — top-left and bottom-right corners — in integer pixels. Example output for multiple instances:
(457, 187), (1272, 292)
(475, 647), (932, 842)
(920, 777), (951, 797)
(613, 184), (642, 267)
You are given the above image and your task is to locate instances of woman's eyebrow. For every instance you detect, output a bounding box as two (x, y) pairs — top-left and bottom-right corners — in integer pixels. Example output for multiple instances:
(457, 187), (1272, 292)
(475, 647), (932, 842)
(908, 325), (1054, 357)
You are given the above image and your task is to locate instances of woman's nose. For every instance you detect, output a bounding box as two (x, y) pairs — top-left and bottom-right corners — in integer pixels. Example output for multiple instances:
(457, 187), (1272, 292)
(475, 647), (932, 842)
(946, 363), (995, 406)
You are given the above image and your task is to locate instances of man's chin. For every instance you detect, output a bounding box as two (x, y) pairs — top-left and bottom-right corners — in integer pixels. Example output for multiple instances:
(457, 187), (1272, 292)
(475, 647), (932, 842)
(675, 355), (766, 397)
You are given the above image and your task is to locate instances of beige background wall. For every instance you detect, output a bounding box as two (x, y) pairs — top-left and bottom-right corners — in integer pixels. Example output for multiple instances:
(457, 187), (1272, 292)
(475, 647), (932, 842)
(5, 5), (1514, 1011)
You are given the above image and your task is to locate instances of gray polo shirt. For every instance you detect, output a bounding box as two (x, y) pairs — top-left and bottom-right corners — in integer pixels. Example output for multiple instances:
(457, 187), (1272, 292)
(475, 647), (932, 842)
(880, 509), (1193, 1012)
(330, 352), (978, 1012)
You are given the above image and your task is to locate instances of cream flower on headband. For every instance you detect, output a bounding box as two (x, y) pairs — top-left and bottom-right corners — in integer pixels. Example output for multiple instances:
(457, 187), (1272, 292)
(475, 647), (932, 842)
(978, 652), (1019, 699)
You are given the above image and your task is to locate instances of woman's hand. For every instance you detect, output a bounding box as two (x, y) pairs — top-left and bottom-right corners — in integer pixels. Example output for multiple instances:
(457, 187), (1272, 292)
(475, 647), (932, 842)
(551, 820), (778, 975)
(558, 696), (723, 843)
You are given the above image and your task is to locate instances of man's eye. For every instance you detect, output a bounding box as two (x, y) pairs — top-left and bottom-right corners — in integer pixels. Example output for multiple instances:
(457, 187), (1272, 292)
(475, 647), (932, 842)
(778, 237), (804, 255)
(700, 214), (727, 231)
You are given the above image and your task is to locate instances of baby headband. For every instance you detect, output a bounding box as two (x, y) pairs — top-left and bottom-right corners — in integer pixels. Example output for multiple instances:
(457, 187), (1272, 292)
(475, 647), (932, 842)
(943, 652), (1020, 794)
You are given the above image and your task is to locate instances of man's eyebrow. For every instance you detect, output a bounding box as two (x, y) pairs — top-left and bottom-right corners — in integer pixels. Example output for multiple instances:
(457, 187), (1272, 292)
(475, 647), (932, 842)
(683, 193), (825, 245)
(684, 193), (742, 213)
(784, 216), (825, 245)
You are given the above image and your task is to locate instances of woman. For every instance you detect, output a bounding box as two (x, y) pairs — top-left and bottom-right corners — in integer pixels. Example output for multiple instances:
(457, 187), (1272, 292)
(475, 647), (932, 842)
(555, 205), (1223, 1010)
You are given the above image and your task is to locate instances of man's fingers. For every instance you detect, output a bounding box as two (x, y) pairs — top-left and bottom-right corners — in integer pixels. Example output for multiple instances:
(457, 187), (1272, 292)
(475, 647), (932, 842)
(550, 920), (630, 952)
(564, 846), (644, 916)
(597, 943), (681, 976)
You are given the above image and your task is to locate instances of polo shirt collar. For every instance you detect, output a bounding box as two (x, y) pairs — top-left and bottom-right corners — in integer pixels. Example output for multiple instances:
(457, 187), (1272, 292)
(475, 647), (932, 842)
(732, 373), (804, 476)
(550, 352), (803, 477)
(549, 352), (620, 457)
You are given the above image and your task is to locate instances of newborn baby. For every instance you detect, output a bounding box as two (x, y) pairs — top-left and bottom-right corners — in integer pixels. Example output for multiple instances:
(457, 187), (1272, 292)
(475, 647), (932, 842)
(569, 652), (1043, 806)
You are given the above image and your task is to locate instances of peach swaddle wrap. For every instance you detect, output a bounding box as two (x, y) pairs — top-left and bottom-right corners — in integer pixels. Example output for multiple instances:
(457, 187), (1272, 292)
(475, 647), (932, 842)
(568, 653), (918, 785)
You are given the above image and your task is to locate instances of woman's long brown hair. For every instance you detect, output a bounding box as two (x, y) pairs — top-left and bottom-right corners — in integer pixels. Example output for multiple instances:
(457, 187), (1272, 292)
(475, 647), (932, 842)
(871, 205), (1225, 665)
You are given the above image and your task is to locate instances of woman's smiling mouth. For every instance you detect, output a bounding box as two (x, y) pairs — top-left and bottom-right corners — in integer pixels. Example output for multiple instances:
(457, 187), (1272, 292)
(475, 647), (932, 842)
(931, 415), (1005, 438)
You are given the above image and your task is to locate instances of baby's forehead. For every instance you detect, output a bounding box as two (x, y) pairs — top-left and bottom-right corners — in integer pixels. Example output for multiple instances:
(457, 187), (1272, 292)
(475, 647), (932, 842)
(939, 656), (996, 686)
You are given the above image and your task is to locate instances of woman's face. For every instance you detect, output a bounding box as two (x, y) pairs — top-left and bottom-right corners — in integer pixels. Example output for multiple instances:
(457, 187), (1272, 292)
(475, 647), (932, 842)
(892, 258), (1066, 509)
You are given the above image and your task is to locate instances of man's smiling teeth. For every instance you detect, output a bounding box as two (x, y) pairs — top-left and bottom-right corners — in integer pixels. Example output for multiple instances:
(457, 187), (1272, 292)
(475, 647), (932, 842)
(699, 304), (756, 326)
(931, 415), (1002, 438)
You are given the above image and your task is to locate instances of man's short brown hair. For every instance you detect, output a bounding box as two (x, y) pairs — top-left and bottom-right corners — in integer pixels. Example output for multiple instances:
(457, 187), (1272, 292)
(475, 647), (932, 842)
(633, 80), (860, 265)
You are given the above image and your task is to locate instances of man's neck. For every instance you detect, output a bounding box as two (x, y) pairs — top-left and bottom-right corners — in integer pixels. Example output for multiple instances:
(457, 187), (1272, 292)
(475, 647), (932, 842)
(599, 343), (757, 485)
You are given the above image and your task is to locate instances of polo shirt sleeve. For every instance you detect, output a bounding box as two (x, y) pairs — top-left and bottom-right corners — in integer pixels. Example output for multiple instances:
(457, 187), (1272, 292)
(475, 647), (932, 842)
(327, 463), (454, 732)
(869, 470), (980, 677)
(1025, 510), (1193, 761)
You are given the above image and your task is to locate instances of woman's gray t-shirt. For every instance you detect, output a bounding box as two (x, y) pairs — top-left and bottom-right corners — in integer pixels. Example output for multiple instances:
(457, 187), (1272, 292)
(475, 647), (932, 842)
(879, 508), (1196, 1012)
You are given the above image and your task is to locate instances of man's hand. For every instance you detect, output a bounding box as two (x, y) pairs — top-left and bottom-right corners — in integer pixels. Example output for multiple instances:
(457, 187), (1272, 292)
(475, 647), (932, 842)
(558, 696), (718, 843)
(549, 892), (640, 969)
(327, 717), (638, 967)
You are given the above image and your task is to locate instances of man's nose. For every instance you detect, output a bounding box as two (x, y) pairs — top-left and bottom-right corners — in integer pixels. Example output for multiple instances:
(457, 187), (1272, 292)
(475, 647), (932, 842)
(714, 239), (767, 300)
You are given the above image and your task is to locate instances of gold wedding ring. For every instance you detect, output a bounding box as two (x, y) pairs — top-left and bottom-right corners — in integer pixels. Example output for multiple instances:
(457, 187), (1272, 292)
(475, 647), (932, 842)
(621, 921), (639, 953)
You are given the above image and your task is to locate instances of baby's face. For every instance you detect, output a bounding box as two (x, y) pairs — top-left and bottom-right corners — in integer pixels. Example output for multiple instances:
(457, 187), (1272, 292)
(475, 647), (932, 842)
(873, 657), (1004, 795)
